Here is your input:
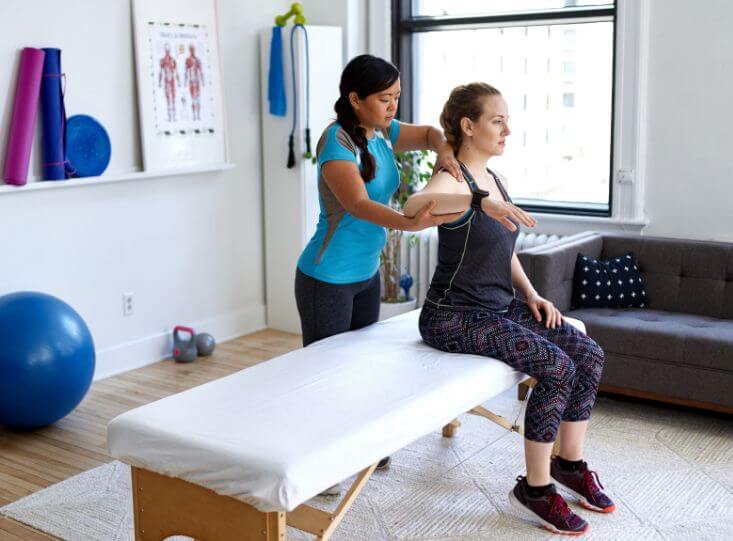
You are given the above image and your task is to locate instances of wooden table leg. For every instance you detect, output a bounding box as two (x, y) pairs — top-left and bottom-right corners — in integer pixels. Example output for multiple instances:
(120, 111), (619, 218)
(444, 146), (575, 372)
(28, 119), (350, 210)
(518, 378), (536, 401)
(442, 418), (462, 438)
(132, 467), (286, 541)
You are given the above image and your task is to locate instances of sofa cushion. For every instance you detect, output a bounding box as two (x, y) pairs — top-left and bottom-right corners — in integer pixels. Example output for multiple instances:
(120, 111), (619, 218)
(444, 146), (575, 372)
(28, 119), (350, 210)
(572, 252), (647, 309)
(569, 308), (733, 372)
(601, 235), (733, 319)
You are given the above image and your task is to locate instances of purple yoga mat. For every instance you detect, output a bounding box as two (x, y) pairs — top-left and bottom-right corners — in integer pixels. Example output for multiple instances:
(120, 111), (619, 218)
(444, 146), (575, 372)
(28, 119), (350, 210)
(3, 48), (46, 186)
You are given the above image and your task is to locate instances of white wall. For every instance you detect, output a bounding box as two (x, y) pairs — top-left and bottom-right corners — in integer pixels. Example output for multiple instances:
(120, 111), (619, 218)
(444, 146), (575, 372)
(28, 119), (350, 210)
(306, 0), (368, 63)
(0, 0), (292, 379)
(642, 0), (733, 242)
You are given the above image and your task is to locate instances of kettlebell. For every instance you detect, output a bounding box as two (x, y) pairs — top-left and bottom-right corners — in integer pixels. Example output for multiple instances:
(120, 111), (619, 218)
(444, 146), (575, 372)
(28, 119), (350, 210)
(172, 325), (198, 362)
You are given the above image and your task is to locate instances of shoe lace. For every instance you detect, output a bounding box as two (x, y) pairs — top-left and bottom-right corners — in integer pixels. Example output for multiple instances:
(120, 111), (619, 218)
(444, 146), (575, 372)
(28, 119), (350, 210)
(548, 493), (572, 520)
(582, 469), (605, 496)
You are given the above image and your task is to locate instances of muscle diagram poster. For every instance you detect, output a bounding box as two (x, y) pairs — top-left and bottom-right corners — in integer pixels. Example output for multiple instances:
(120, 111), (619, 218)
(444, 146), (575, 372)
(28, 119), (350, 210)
(133, 0), (227, 171)
(149, 24), (214, 132)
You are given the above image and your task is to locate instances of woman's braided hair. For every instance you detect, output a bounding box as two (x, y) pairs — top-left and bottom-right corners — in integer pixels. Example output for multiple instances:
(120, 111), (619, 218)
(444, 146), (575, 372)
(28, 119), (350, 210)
(334, 54), (399, 182)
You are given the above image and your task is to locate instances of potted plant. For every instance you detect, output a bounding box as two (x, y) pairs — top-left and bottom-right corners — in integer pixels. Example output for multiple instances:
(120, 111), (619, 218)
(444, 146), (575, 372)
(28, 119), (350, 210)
(379, 149), (433, 320)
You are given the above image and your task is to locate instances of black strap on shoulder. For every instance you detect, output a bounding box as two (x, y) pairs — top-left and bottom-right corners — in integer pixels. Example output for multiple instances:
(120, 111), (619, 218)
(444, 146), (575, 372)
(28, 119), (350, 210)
(486, 167), (511, 202)
(459, 162), (489, 209)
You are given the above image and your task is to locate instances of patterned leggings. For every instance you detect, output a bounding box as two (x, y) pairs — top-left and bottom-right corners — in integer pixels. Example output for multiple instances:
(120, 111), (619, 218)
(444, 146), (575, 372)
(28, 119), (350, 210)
(419, 299), (605, 443)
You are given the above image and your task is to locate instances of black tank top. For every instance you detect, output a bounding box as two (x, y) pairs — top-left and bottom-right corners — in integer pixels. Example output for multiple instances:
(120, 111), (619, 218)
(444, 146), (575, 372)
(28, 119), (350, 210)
(424, 162), (519, 312)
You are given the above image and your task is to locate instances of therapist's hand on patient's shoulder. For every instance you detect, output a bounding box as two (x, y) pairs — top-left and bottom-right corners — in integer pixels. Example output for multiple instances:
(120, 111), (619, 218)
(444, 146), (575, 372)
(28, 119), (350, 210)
(433, 151), (463, 182)
(482, 198), (537, 232)
(406, 200), (465, 231)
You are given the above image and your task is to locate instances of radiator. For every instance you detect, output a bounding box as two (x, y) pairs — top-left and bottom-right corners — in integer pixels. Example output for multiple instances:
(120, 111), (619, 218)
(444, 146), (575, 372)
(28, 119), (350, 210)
(400, 229), (564, 307)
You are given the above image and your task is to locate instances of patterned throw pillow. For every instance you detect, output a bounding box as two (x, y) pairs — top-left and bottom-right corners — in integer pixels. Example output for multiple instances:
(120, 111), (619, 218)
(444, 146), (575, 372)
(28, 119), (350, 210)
(572, 252), (648, 309)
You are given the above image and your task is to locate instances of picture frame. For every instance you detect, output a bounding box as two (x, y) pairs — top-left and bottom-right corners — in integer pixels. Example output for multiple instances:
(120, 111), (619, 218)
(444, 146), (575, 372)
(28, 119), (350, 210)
(132, 0), (227, 171)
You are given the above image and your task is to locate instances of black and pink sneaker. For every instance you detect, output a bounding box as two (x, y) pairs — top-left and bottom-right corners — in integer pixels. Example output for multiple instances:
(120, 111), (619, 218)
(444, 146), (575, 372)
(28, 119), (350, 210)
(509, 476), (589, 536)
(551, 458), (616, 513)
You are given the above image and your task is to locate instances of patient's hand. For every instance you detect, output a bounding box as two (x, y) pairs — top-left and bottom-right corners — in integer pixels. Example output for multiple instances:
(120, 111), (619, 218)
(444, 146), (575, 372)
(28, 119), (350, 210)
(526, 293), (563, 329)
(481, 198), (537, 231)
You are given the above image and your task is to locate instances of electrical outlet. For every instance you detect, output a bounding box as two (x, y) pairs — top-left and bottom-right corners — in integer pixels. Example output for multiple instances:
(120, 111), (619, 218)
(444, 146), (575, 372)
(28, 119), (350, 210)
(123, 293), (134, 316)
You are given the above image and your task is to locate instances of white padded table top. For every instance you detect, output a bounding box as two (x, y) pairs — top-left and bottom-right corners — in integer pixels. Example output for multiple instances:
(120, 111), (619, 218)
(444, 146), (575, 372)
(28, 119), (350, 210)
(107, 310), (530, 512)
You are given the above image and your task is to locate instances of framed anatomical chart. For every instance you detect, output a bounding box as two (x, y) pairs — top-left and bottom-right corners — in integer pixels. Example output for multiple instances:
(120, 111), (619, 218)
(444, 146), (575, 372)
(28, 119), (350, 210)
(132, 0), (227, 171)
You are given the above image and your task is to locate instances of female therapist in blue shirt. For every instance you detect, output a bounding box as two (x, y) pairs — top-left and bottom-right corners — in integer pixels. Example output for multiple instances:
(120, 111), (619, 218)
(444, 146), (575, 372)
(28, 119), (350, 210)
(295, 54), (464, 348)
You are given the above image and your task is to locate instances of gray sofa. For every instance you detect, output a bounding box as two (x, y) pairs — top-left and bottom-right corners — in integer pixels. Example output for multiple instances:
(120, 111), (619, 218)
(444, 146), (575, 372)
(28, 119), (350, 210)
(518, 231), (733, 413)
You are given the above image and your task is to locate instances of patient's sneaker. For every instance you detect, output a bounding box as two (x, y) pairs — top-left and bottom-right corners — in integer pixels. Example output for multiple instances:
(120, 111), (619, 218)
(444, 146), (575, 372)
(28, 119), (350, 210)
(509, 476), (589, 536)
(551, 457), (616, 513)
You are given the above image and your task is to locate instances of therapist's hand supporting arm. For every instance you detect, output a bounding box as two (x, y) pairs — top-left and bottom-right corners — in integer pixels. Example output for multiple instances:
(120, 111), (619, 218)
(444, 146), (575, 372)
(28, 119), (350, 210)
(322, 161), (463, 232)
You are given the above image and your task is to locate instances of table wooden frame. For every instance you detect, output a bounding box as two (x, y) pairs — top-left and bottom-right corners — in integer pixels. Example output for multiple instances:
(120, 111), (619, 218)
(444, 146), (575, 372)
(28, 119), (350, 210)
(130, 378), (549, 540)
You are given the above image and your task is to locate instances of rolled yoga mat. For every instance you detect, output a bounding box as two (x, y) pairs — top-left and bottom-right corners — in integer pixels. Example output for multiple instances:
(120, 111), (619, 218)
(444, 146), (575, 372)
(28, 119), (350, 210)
(3, 47), (46, 186)
(40, 48), (67, 180)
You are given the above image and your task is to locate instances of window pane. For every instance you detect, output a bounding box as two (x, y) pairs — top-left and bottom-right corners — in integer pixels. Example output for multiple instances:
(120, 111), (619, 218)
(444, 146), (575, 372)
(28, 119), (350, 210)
(413, 22), (613, 208)
(412, 0), (613, 18)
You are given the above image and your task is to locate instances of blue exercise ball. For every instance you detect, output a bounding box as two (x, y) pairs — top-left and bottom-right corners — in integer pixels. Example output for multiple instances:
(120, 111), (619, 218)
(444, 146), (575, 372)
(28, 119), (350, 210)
(0, 292), (95, 429)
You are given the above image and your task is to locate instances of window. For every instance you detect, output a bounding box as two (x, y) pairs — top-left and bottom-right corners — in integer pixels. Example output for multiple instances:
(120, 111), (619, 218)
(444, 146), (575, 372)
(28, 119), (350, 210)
(564, 28), (577, 50)
(392, 1), (616, 216)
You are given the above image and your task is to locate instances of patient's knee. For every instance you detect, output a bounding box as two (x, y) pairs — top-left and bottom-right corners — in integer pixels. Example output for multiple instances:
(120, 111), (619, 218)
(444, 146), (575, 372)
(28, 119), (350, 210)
(556, 354), (577, 383)
(537, 349), (576, 387)
(577, 337), (605, 378)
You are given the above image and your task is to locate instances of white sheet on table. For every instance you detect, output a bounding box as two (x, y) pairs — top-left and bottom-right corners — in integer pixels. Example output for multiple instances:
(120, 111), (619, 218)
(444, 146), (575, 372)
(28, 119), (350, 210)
(107, 310), (584, 512)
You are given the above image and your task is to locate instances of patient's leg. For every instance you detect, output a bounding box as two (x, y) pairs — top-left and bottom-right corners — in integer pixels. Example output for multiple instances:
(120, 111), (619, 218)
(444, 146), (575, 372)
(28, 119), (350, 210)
(419, 305), (577, 443)
(557, 420), (589, 461)
(502, 298), (605, 427)
(420, 304), (578, 485)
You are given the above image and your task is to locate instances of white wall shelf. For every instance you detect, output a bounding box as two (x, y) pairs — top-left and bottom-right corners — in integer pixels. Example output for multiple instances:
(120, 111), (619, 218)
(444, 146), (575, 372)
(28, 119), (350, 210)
(0, 162), (236, 195)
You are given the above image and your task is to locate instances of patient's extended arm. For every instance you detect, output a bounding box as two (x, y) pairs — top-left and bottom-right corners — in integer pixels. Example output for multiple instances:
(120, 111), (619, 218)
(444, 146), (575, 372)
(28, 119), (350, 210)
(404, 172), (537, 231)
(403, 171), (471, 217)
(403, 192), (472, 217)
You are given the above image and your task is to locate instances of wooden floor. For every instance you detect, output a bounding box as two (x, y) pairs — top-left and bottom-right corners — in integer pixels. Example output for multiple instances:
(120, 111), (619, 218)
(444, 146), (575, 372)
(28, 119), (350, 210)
(0, 328), (302, 540)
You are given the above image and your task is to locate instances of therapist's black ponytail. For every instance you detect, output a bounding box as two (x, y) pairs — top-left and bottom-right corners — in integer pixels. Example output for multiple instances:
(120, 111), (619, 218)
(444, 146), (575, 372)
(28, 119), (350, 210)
(334, 55), (400, 183)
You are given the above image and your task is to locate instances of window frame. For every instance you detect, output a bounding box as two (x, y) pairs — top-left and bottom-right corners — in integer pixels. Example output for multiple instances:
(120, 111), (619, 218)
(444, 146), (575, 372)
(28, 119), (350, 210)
(391, 1), (618, 217)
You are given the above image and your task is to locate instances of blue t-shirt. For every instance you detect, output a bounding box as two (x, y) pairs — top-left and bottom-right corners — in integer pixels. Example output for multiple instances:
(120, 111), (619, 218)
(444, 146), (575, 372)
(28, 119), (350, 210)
(297, 120), (401, 284)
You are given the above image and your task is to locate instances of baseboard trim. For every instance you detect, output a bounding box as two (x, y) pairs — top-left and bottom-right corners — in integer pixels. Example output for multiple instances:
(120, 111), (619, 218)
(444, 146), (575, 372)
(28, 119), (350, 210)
(94, 304), (267, 381)
(599, 384), (733, 415)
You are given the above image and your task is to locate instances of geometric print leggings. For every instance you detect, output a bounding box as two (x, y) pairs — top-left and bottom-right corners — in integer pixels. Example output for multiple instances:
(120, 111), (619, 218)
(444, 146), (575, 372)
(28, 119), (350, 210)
(419, 298), (605, 443)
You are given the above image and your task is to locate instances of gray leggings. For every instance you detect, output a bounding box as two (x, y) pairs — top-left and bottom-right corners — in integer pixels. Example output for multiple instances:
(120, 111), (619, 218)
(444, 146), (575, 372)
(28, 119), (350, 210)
(294, 269), (381, 346)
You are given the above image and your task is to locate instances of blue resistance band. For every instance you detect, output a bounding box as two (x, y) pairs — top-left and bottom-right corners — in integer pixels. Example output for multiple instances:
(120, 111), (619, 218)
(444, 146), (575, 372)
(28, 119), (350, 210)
(268, 26), (286, 117)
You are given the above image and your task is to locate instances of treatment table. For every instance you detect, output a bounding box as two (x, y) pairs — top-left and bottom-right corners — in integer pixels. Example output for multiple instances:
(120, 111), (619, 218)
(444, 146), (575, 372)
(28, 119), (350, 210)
(108, 310), (582, 540)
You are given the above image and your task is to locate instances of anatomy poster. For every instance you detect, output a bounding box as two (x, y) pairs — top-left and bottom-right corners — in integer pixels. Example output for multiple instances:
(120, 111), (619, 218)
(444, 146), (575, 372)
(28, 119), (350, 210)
(133, 0), (227, 171)
(148, 23), (215, 133)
